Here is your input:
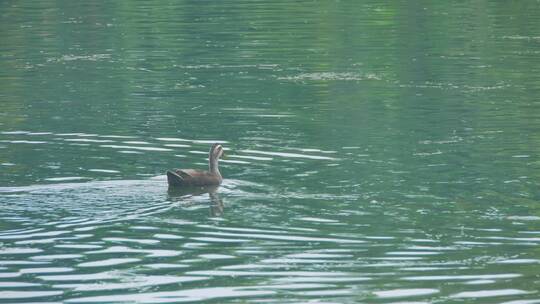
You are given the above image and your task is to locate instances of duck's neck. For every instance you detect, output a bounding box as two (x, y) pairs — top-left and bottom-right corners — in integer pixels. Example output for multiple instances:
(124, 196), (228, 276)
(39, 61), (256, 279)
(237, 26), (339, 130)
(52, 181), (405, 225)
(209, 154), (221, 177)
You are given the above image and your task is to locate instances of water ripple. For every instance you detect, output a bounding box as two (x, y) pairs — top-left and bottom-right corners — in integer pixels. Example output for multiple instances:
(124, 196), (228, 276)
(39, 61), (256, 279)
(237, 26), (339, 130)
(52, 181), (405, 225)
(65, 287), (274, 303)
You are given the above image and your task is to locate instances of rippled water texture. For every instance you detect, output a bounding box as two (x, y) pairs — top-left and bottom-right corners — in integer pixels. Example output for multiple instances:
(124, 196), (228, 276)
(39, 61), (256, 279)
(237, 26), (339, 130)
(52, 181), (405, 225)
(1, 1), (540, 303)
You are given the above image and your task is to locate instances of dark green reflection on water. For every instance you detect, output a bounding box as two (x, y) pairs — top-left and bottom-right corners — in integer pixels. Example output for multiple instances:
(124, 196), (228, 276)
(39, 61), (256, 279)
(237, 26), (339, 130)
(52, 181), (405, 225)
(1, 1), (540, 303)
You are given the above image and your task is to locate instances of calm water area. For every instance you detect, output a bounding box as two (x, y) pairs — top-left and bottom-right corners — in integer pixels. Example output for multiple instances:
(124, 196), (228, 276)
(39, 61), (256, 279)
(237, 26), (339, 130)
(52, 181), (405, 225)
(1, 1), (540, 303)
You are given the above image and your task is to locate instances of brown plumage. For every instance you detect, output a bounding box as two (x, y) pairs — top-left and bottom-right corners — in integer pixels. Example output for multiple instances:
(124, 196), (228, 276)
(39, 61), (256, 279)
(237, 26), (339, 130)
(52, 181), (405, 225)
(167, 143), (224, 187)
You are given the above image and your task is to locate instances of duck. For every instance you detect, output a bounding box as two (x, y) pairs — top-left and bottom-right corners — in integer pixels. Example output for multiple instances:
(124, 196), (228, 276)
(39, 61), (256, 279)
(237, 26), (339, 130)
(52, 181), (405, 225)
(167, 143), (225, 187)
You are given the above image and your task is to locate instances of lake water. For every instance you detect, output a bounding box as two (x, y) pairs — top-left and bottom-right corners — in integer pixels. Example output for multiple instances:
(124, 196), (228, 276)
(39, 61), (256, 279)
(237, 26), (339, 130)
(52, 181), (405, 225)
(1, 1), (540, 303)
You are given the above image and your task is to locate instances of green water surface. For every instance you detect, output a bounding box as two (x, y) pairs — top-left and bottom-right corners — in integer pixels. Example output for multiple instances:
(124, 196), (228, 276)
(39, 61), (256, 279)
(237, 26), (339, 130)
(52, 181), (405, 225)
(1, 1), (540, 303)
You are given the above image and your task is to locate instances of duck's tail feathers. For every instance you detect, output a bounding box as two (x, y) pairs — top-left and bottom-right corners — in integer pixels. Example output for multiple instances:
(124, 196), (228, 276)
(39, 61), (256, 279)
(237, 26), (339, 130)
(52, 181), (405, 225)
(167, 170), (184, 186)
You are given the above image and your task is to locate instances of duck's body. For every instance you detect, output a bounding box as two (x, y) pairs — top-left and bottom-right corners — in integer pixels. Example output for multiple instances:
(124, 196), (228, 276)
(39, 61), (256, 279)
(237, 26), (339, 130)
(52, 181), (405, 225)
(167, 169), (222, 187)
(167, 143), (224, 187)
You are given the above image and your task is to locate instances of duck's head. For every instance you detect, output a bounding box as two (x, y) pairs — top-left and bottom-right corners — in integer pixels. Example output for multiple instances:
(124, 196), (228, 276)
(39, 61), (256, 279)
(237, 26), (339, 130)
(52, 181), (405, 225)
(210, 143), (225, 160)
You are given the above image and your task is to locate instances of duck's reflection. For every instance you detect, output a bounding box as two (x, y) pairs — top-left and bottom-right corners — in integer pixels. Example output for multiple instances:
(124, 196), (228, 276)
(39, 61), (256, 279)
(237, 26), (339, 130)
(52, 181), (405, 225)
(167, 185), (224, 216)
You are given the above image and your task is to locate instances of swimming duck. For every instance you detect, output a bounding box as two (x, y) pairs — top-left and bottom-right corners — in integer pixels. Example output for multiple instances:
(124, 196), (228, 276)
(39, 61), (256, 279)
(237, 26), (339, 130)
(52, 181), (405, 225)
(167, 143), (224, 187)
